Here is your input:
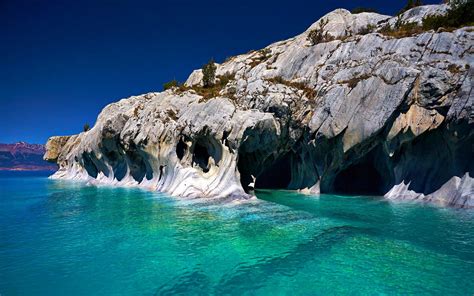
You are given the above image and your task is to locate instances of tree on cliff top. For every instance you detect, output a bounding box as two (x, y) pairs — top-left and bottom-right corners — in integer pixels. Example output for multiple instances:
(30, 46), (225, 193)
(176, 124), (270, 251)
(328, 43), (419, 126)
(202, 59), (217, 88)
(351, 7), (378, 14)
(398, 0), (423, 15)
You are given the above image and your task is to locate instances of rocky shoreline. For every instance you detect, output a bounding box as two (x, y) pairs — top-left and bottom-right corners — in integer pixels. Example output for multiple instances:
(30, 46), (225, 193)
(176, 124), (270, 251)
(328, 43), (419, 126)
(45, 4), (473, 208)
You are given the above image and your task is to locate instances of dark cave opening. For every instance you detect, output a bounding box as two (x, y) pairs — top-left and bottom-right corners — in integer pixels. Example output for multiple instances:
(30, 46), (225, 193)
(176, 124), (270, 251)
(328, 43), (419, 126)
(159, 165), (165, 180)
(82, 152), (98, 178)
(86, 151), (110, 178)
(105, 151), (127, 181)
(126, 151), (150, 183)
(192, 142), (211, 173)
(145, 163), (153, 181)
(176, 139), (187, 160)
(237, 152), (255, 192)
(333, 160), (384, 196)
(255, 154), (292, 189)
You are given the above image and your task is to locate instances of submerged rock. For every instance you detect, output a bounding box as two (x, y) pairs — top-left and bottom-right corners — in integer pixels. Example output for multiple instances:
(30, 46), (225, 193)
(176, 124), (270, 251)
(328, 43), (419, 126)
(45, 4), (473, 207)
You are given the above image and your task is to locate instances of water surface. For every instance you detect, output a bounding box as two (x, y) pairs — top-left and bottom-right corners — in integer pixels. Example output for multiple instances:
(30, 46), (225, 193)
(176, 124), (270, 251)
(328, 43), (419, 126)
(1, 172), (473, 295)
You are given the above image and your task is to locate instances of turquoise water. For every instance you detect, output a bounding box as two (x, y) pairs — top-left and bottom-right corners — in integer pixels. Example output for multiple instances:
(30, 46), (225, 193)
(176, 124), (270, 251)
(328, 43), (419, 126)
(1, 173), (473, 295)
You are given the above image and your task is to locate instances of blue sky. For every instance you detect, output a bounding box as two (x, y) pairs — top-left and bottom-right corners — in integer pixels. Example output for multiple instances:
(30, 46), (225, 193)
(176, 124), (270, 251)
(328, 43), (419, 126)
(0, 0), (441, 144)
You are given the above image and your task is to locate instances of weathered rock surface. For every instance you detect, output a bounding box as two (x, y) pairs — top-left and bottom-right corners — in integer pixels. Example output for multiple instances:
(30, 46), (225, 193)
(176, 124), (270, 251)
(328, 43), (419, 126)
(44, 136), (73, 163)
(45, 4), (473, 207)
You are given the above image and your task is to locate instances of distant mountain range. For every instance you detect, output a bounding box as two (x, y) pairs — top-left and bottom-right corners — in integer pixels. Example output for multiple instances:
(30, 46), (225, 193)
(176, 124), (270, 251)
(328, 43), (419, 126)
(0, 142), (57, 171)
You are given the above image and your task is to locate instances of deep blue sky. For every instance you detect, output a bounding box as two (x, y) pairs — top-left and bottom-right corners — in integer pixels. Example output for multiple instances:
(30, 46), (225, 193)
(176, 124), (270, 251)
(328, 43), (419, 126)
(0, 0), (440, 144)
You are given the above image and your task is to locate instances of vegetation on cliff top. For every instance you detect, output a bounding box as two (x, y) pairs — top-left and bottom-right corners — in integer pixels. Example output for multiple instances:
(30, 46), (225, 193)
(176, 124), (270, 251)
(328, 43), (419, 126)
(83, 123), (90, 132)
(202, 59), (217, 88)
(163, 0), (473, 100)
(380, 0), (474, 38)
(163, 79), (181, 91)
(422, 0), (474, 30)
(397, 0), (423, 15)
(162, 72), (236, 102)
(306, 0), (474, 42)
(351, 7), (378, 14)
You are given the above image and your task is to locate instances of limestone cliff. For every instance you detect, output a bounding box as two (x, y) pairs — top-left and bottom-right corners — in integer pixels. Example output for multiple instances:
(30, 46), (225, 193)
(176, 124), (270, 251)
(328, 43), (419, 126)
(45, 4), (474, 208)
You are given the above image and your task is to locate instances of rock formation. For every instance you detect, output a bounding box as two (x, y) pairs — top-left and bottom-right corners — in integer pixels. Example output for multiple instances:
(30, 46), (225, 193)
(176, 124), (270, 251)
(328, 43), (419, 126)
(45, 4), (473, 208)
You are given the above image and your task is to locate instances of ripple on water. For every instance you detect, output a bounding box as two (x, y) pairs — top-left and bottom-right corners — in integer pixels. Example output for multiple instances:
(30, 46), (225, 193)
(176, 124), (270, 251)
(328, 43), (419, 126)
(0, 176), (473, 295)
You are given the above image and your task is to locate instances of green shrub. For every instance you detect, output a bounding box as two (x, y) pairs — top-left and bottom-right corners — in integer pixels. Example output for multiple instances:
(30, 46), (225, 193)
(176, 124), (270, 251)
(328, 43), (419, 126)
(359, 24), (376, 35)
(249, 48), (272, 68)
(380, 0), (473, 38)
(422, 0), (474, 31)
(422, 14), (446, 30)
(83, 123), (90, 132)
(266, 76), (316, 99)
(202, 59), (217, 88)
(351, 7), (378, 14)
(217, 72), (236, 87)
(379, 21), (423, 37)
(163, 79), (181, 90)
(398, 0), (423, 15)
(164, 71), (236, 102)
(182, 72), (236, 102)
(307, 18), (335, 45)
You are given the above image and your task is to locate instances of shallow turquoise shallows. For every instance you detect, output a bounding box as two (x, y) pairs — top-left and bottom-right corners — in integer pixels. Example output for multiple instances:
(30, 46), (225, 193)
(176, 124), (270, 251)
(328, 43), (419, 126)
(1, 172), (473, 295)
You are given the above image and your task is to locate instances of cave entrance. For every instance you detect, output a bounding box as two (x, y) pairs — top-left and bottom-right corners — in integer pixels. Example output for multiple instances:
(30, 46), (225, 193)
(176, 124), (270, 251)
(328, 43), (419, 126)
(191, 137), (222, 174)
(255, 153), (292, 189)
(176, 138), (187, 160)
(126, 150), (153, 183)
(333, 159), (384, 196)
(82, 152), (98, 178)
(192, 143), (211, 173)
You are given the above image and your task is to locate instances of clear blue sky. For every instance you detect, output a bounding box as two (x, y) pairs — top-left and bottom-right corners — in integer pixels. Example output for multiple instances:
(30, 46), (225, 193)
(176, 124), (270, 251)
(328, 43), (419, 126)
(0, 0), (441, 144)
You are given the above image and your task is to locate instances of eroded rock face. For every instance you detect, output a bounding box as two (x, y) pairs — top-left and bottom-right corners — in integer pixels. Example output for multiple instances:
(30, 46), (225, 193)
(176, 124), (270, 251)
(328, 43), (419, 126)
(46, 5), (474, 207)
(44, 136), (72, 163)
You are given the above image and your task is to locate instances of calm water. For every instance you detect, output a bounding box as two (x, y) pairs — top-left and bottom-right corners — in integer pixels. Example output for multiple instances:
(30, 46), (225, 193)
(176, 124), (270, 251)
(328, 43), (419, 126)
(1, 172), (473, 295)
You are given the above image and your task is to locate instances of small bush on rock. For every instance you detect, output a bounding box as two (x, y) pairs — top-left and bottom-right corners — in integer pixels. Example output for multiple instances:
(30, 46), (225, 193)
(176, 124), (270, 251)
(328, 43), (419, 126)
(163, 79), (182, 90)
(83, 123), (90, 132)
(249, 48), (272, 68)
(380, 20), (423, 37)
(266, 76), (316, 99)
(217, 72), (236, 87)
(202, 59), (217, 88)
(341, 73), (372, 89)
(359, 24), (376, 35)
(167, 71), (236, 102)
(307, 18), (335, 45)
(447, 63), (462, 74)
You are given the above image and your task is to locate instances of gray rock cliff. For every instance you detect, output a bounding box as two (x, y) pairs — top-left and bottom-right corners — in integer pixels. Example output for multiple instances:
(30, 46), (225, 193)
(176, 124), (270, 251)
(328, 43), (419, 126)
(45, 5), (474, 207)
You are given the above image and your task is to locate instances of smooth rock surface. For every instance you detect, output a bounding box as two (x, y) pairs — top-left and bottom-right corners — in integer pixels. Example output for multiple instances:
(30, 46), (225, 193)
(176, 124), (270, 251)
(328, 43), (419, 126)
(46, 4), (474, 207)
